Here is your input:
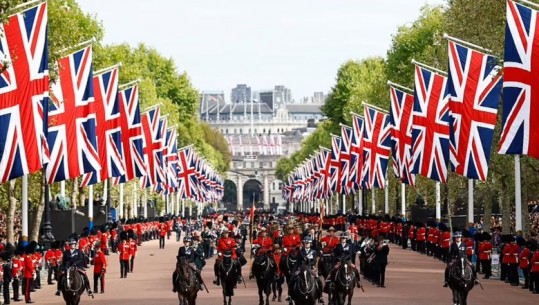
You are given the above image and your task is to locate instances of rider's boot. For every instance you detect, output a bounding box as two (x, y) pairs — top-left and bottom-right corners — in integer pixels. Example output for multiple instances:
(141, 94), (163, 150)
(196, 271), (204, 291)
(213, 276), (220, 286)
(278, 287), (282, 302)
(172, 271), (178, 292)
(443, 268), (449, 287)
(55, 290), (60, 296)
(213, 264), (220, 285)
(354, 269), (361, 288)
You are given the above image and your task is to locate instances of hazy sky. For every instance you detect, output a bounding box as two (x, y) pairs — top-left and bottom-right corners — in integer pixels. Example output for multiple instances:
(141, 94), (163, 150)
(78, 0), (446, 101)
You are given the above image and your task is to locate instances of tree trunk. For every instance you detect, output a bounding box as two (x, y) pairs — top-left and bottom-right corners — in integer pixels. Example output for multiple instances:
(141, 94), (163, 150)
(71, 177), (79, 208)
(483, 186), (492, 233)
(7, 179), (17, 244)
(29, 176), (45, 242)
(500, 182), (511, 234)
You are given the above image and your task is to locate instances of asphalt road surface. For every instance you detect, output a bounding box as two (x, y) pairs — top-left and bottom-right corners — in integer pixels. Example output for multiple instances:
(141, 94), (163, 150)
(30, 236), (536, 305)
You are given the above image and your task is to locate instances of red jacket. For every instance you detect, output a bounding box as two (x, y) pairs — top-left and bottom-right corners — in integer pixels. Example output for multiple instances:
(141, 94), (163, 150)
(321, 235), (339, 252)
(118, 242), (131, 261)
(253, 236), (273, 252)
(465, 239), (474, 256)
(440, 232), (451, 248)
(93, 251), (107, 274)
(530, 251), (539, 273)
(217, 237), (237, 259)
(502, 243), (519, 264)
(519, 247), (531, 269)
(129, 240), (138, 256)
(23, 254), (35, 279)
(282, 234), (301, 251)
(478, 241), (492, 261)
(45, 249), (58, 267)
(408, 226), (415, 240)
(274, 252), (282, 275)
(416, 227), (426, 242)
(159, 223), (168, 237)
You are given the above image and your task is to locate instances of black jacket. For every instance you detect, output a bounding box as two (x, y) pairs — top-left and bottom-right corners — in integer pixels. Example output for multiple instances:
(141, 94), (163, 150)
(374, 244), (390, 265)
(62, 249), (85, 269)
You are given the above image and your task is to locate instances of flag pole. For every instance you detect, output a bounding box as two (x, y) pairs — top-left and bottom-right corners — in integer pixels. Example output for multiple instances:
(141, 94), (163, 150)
(10, 0), (46, 13)
(436, 182), (441, 222)
(443, 33), (493, 54)
(411, 59), (448, 76)
(21, 175), (29, 246)
(515, 156), (522, 231)
(468, 179), (474, 226)
(94, 63), (123, 76)
(57, 38), (96, 55)
(517, 0), (539, 10)
(401, 183), (406, 217)
(88, 185), (94, 231)
(119, 79), (142, 90)
(362, 101), (389, 114)
(387, 80), (414, 94)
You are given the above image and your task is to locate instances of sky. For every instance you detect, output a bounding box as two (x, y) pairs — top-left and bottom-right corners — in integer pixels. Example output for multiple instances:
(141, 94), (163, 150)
(78, 0), (446, 101)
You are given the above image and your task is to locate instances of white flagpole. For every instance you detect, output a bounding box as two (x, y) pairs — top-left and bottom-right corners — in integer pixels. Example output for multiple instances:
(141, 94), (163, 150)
(358, 189), (363, 216)
(88, 185), (94, 230)
(436, 182), (441, 221)
(22, 175), (29, 245)
(182, 199), (185, 218)
(468, 179), (474, 225)
(384, 179), (389, 214)
(401, 183), (406, 217)
(342, 194), (346, 214)
(133, 183), (138, 218)
(176, 192), (180, 216)
(143, 188), (148, 218)
(102, 180), (107, 203)
(189, 201), (193, 218)
(371, 189), (376, 214)
(119, 183), (124, 219)
(515, 155), (522, 231)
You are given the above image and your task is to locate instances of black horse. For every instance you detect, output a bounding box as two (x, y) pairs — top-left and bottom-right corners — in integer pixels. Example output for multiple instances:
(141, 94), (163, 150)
(217, 250), (240, 305)
(289, 263), (322, 305)
(174, 257), (199, 305)
(60, 266), (86, 305)
(318, 253), (334, 279)
(252, 248), (277, 305)
(447, 257), (475, 305)
(279, 248), (301, 281)
(329, 261), (357, 305)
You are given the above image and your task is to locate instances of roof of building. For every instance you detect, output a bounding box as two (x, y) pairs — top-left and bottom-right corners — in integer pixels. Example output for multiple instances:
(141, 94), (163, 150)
(285, 103), (323, 114)
(208, 102), (273, 115)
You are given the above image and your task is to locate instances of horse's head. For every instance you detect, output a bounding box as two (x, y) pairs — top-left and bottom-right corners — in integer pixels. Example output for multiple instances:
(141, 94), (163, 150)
(222, 250), (233, 265)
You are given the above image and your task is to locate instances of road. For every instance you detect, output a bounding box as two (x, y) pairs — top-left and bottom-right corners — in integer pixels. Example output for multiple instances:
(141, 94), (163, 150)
(31, 236), (536, 305)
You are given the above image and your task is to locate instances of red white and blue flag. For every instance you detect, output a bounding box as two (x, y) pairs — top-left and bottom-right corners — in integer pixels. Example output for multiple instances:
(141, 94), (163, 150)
(411, 64), (450, 183)
(447, 40), (502, 180)
(164, 127), (179, 193)
(351, 113), (365, 189)
(116, 83), (145, 184)
(389, 85), (416, 185)
(499, 0), (539, 158)
(178, 146), (198, 199)
(329, 135), (342, 194)
(47, 45), (99, 184)
(0, 2), (49, 183)
(140, 107), (165, 189)
(338, 125), (353, 194)
(361, 105), (392, 189)
(81, 66), (124, 186)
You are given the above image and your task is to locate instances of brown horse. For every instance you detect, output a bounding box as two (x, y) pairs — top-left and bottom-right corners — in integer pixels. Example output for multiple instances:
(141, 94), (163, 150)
(173, 257), (199, 305)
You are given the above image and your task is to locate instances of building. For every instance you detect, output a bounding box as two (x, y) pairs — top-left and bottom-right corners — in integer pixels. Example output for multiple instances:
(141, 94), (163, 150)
(200, 89), (325, 213)
(199, 91), (226, 121)
(231, 84), (252, 103)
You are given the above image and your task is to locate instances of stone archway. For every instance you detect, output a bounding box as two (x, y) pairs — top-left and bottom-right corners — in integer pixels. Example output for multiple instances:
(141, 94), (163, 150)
(243, 179), (263, 210)
(222, 179), (237, 211)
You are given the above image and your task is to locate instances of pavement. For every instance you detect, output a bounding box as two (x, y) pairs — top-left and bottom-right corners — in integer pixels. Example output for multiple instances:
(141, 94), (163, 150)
(27, 236), (537, 305)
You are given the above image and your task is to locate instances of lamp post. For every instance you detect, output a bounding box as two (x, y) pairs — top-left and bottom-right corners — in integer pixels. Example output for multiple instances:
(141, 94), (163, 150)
(40, 169), (54, 249)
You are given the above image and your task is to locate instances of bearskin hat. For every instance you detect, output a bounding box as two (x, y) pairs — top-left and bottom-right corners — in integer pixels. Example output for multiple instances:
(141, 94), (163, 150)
(119, 231), (128, 241)
(127, 229), (136, 239)
(528, 240), (538, 251)
(500, 234), (514, 243)
(462, 229), (471, 238)
(481, 232), (491, 242)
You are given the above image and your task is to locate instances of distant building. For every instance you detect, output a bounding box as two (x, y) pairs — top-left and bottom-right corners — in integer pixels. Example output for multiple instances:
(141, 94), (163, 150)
(231, 84), (252, 103)
(199, 91), (226, 121)
(259, 90), (275, 111)
(313, 91), (327, 104)
(274, 85), (292, 106)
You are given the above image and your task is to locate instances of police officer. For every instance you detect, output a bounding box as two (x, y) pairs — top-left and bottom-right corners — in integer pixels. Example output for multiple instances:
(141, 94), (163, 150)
(444, 231), (478, 287)
(285, 236), (324, 304)
(325, 233), (361, 289)
(55, 240), (93, 297)
(173, 237), (204, 292)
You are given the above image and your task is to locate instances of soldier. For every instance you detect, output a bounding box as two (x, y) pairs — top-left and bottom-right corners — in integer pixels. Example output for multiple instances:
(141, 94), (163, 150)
(12, 248), (22, 301)
(502, 235), (519, 286)
(212, 227), (242, 286)
(201, 226), (213, 258)
(22, 242), (36, 303)
(55, 239), (93, 297)
(92, 242), (107, 294)
(320, 226), (339, 253)
(118, 233), (131, 278)
(271, 244), (284, 302)
(478, 232), (493, 279)
(45, 242), (59, 285)
(529, 240), (539, 294)
(128, 232), (137, 273)
(415, 223), (426, 254)
(282, 226), (301, 254)
(443, 231), (478, 287)
(250, 228), (274, 279)
(518, 238), (531, 290)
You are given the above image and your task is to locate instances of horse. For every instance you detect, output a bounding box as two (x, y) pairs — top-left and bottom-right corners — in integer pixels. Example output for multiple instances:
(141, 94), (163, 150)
(59, 266), (86, 305)
(217, 250), (240, 305)
(447, 257), (475, 305)
(279, 247), (301, 281)
(329, 260), (357, 305)
(251, 247), (277, 305)
(318, 253), (334, 279)
(289, 263), (321, 305)
(174, 257), (199, 305)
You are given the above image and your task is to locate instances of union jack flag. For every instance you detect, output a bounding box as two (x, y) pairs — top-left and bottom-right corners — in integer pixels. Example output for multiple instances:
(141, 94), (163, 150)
(350, 113), (364, 189)
(499, 0), (539, 158)
(116, 83), (145, 184)
(81, 66), (124, 187)
(178, 146), (198, 199)
(164, 128), (179, 193)
(338, 125), (353, 194)
(447, 40), (502, 180)
(319, 147), (331, 199)
(140, 108), (165, 189)
(361, 105), (391, 189)
(411, 64), (450, 183)
(389, 85), (416, 185)
(329, 135), (342, 194)
(47, 45), (99, 184)
(0, 2), (49, 183)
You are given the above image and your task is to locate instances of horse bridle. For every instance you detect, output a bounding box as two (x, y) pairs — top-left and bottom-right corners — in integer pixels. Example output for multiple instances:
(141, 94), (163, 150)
(336, 263), (353, 288)
(64, 266), (83, 293)
(295, 266), (315, 295)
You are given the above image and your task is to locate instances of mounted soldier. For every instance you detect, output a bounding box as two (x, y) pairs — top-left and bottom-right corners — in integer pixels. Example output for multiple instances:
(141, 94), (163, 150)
(173, 236), (204, 292)
(55, 239), (93, 297)
(213, 227), (242, 286)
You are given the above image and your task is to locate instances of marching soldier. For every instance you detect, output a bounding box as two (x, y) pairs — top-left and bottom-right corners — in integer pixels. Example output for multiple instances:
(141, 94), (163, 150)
(478, 232), (493, 279)
(45, 242), (59, 285)
(118, 233), (131, 278)
(92, 242), (107, 294)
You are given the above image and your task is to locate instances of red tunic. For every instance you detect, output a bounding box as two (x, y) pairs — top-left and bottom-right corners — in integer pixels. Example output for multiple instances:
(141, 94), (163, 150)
(45, 249), (58, 267)
(465, 239), (474, 256)
(129, 240), (138, 256)
(93, 251), (107, 274)
(274, 253), (282, 275)
(440, 232), (451, 249)
(217, 237), (237, 259)
(416, 227), (426, 242)
(253, 236), (273, 252)
(321, 235), (339, 252)
(530, 251), (539, 273)
(519, 247), (531, 269)
(282, 234), (301, 251)
(478, 241), (492, 261)
(118, 242), (131, 261)
(23, 254), (35, 279)
(502, 243), (519, 264)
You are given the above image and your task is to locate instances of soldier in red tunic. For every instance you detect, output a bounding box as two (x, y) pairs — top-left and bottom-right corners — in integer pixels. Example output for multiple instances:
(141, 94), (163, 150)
(249, 228), (274, 279)
(415, 223), (427, 254)
(529, 241), (539, 294)
(212, 227), (242, 286)
(502, 235), (519, 286)
(22, 243), (36, 303)
(118, 233), (131, 278)
(478, 232), (493, 279)
(519, 239), (531, 290)
(282, 226), (301, 254)
(320, 227), (339, 253)
(92, 242), (107, 293)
